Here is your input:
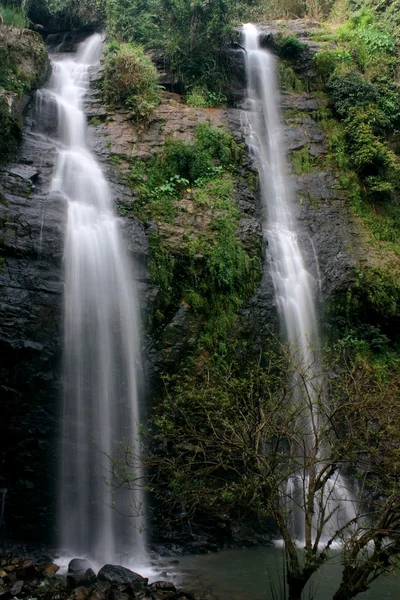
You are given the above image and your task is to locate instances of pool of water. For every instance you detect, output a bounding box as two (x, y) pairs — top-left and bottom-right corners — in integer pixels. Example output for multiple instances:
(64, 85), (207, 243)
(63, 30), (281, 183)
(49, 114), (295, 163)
(166, 546), (399, 600)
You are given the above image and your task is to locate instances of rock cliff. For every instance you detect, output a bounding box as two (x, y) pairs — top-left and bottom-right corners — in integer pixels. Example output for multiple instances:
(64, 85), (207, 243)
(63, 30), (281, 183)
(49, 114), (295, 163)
(0, 22), (363, 544)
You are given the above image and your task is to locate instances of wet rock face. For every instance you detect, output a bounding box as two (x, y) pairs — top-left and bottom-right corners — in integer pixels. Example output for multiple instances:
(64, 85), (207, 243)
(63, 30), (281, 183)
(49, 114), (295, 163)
(281, 94), (359, 302)
(0, 97), (63, 541)
(0, 50), (153, 542)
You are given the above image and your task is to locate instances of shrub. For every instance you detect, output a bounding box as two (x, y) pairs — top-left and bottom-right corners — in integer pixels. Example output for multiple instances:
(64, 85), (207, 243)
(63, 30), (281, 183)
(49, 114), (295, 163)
(326, 72), (378, 117)
(186, 87), (208, 108)
(106, 0), (162, 47)
(313, 49), (354, 82)
(104, 42), (160, 125)
(278, 35), (306, 61)
(186, 87), (227, 108)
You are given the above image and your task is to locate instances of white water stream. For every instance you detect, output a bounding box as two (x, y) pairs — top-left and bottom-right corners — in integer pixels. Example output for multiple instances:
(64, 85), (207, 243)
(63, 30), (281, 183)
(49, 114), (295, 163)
(42, 34), (145, 563)
(242, 24), (356, 543)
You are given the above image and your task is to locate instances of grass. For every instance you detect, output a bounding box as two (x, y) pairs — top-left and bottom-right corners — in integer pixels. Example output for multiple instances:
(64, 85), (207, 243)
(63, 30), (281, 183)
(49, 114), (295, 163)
(0, 3), (28, 27)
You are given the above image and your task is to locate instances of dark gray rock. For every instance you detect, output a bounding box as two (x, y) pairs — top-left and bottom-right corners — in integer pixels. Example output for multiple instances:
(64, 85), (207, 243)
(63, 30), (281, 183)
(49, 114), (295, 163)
(97, 564), (147, 587)
(68, 559), (93, 574)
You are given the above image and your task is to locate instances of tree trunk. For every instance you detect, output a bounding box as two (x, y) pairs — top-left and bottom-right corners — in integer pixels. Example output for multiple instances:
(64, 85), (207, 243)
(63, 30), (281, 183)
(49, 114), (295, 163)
(287, 575), (307, 600)
(332, 584), (357, 600)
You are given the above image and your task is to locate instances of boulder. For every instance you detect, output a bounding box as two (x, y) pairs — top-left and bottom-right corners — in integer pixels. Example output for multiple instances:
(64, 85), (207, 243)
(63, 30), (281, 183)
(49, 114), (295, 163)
(97, 565), (148, 587)
(68, 559), (93, 574)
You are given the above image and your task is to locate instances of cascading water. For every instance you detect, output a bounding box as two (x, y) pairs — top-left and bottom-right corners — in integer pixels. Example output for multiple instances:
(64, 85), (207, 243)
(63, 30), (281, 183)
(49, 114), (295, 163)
(242, 24), (356, 543)
(42, 34), (145, 563)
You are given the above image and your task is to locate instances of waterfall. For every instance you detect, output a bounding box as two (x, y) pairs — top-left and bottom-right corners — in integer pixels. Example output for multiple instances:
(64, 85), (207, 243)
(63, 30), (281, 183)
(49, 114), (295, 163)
(42, 34), (145, 563)
(242, 24), (356, 544)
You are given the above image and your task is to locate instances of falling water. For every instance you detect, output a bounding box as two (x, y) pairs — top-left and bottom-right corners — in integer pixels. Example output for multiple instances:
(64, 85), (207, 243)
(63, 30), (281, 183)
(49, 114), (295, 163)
(242, 24), (356, 542)
(43, 34), (145, 562)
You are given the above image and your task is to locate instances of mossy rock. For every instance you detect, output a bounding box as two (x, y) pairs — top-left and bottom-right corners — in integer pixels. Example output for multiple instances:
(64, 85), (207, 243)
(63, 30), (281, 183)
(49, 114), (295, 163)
(0, 25), (49, 162)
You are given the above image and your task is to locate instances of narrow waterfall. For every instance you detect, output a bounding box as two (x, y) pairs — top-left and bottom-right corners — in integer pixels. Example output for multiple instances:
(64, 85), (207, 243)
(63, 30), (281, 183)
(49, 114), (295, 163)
(242, 24), (355, 543)
(43, 34), (145, 562)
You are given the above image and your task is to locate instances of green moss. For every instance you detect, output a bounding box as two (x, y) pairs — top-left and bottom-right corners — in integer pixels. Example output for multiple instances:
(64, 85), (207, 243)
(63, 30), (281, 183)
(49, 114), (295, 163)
(0, 28), (48, 163)
(278, 63), (304, 93)
(192, 176), (234, 208)
(89, 116), (102, 126)
(124, 123), (259, 335)
(127, 123), (243, 223)
(0, 97), (20, 161)
(291, 146), (316, 174)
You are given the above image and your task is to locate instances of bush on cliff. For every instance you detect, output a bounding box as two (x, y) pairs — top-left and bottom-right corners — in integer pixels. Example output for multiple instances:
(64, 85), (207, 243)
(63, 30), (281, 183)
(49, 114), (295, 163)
(104, 41), (160, 124)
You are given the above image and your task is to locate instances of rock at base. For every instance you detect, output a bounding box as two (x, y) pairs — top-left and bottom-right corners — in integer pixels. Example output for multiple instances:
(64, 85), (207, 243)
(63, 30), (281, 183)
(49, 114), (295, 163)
(97, 564), (148, 586)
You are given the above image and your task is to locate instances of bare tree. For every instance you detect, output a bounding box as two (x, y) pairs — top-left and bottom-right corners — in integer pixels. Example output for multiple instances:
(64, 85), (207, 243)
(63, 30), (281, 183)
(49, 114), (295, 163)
(107, 342), (400, 600)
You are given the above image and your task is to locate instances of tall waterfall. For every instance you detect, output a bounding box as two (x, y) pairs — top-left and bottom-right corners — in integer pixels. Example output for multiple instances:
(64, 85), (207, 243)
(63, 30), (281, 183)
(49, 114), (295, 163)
(43, 34), (145, 562)
(242, 24), (355, 543)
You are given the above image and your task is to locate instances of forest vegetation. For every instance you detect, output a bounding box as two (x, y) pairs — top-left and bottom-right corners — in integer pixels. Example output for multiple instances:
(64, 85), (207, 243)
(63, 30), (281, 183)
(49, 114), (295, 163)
(1, 0), (400, 598)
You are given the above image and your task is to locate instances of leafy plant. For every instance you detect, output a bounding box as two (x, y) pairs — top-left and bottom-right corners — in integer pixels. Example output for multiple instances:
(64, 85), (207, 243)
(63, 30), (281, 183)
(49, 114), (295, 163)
(103, 41), (160, 125)
(278, 35), (306, 60)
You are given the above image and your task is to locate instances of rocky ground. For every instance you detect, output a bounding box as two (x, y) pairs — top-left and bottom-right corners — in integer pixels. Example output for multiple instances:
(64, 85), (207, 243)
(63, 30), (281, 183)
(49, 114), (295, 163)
(0, 555), (218, 600)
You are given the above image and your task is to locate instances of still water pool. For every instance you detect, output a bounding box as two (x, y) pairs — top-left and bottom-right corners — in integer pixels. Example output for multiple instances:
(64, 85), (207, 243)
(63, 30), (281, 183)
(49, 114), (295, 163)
(167, 546), (399, 600)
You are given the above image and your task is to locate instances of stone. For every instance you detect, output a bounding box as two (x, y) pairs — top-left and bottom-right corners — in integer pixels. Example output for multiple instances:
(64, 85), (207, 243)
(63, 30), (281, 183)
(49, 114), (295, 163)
(7, 165), (40, 182)
(84, 569), (97, 583)
(87, 582), (110, 600)
(149, 581), (177, 592)
(97, 565), (148, 587)
(67, 585), (91, 600)
(16, 559), (36, 579)
(43, 564), (60, 576)
(10, 580), (24, 596)
(68, 559), (93, 574)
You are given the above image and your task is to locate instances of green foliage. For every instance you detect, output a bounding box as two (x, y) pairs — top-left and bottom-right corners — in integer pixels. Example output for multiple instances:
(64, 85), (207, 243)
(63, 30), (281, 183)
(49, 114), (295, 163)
(291, 146), (316, 174)
(185, 87), (208, 108)
(128, 123), (243, 216)
(278, 35), (306, 60)
(185, 86), (227, 108)
(125, 123), (258, 334)
(0, 3), (28, 26)
(277, 63), (304, 93)
(150, 340), (287, 522)
(327, 266), (400, 376)
(148, 230), (176, 319)
(26, 0), (105, 29)
(345, 112), (397, 178)
(105, 0), (231, 95)
(313, 49), (354, 83)
(348, 1), (400, 37)
(314, 9), (400, 203)
(0, 26), (47, 163)
(103, 42), (160, 125)
(106, 0), (162, 46)
(326, 72), (378, 116)
(0, 98), (20, 161)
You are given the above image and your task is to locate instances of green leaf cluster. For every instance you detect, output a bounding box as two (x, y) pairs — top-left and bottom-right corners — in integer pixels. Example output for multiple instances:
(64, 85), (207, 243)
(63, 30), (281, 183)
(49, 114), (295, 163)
(314, 12), (400, 202)
(103, 41), (161, 125)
